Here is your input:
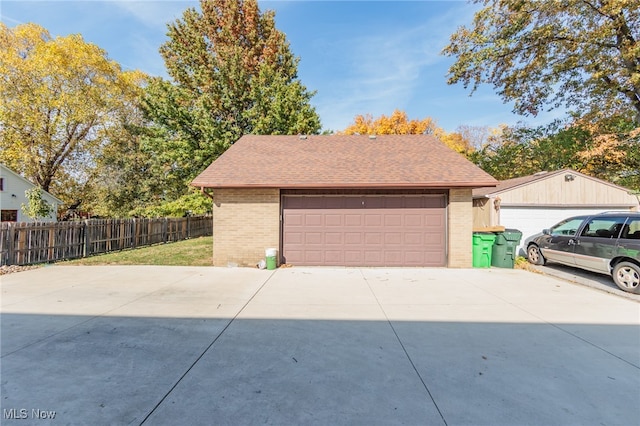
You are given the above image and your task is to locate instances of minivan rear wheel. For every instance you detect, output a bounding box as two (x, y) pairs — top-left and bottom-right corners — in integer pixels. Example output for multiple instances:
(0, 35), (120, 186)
(612, 262), (640, 294)
(527, 244), (545, 265)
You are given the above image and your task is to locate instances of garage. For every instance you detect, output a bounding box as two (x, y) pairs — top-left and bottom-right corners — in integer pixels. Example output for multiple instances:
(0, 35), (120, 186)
(192, 134), (498, 267)
(282, 194), (446, 266)
(473, 169), (639, 255)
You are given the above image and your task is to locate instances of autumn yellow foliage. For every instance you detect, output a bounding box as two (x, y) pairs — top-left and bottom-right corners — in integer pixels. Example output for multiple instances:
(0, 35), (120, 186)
(0, 23), (146, 201)
(341, 109), (473, 153)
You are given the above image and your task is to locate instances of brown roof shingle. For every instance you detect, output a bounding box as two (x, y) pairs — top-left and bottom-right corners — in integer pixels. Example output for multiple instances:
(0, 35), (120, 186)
(192, 134), (498, 189)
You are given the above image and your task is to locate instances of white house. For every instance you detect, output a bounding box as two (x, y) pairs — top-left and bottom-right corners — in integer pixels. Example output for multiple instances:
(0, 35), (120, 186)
(0, 164), (62, 222)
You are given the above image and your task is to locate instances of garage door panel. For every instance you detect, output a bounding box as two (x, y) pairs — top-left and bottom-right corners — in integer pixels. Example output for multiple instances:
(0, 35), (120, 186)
(385, 232), (403, 245)
(405, 214), (423, 226)
(304, 214), (323, 226)
(364, 214), (383, 226)
(284, 232), (303, 245)
(365, 232), (383, 244)
(345, 215), (362, 226)
(425, 233), (445, 245)
(424, 251), (445, 266)
(404, 232), (422, 245)
(284, 250), (303, 264)
(324, 251), (343, 263)
(324, 232), (343, 245)
(345, 251), (363, 263)
(344, 232), (363, 244)
(286, 213), (304, 226)
(364, 251), (383, 263)
(426, 215), (445, 226)
(385, 215), (402, 226)
(384, 251), (402, 263)
(283, 195), (446, 266)
(325, 215), (342, 226)
(304, 233), (323, 245)
(304, 250), (323, 263)
(404, 251), (424, 264)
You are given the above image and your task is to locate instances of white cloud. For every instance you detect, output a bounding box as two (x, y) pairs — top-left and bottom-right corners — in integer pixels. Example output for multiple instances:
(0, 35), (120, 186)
(112, 0), (197, 28)
(123, 33), (169, 77)
(315, 2), (477, 131)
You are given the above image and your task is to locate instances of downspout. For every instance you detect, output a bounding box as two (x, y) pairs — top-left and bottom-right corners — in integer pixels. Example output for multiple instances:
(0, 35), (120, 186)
(200, 187), (214, 200)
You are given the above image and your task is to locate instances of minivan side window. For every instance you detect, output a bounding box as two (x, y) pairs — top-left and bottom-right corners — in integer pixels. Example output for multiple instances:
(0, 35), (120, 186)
(550, 218), (585, 236)
(580, 217), (627, 238)
(621, 219), (640, 240)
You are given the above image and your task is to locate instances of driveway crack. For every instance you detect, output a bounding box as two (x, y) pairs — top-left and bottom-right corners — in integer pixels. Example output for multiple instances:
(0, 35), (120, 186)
(359, 269), (448, 426)
(138, 269), (277, 425)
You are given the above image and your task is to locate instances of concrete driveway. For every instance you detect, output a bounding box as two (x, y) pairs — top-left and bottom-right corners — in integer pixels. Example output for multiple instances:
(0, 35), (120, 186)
(1, 266), (639, 425)
(529, 263), (640, 302)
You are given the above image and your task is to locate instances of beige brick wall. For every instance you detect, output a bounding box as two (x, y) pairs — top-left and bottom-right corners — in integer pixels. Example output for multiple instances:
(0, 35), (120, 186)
(212, 188), (280, 266)
(448, 188), (473, 267)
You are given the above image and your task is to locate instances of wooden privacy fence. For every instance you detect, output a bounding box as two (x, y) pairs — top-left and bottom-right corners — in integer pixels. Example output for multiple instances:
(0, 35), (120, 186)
(0, 216), (212, 266)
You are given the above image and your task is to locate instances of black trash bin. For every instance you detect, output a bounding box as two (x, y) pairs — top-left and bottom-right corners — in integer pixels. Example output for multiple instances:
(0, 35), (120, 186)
(491, 229), (523, 268)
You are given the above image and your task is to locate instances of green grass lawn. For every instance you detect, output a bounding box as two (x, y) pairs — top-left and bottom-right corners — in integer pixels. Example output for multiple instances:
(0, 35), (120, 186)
(62, 236), (213, 266)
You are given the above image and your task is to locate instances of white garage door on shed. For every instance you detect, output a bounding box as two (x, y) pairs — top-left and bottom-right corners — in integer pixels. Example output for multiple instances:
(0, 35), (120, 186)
(282, 194), (447, 266)
(500, 206), (611, 255)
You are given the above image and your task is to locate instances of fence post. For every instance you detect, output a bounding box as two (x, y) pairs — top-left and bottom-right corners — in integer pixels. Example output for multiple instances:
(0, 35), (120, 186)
(163, 218), (168, 243)
(186, 215), (190, 239)
(47, 224), (55, 262)
(132, 218), (137, 248)
(7, 223), (16, 266)
(83, 220), (90, 257)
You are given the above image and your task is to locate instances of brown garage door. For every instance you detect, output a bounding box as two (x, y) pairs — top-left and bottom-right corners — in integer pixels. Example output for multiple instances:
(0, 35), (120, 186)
(282, 195), (446, 266)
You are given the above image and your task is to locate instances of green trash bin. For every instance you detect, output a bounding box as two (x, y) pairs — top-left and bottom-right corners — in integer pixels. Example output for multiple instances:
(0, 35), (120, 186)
(472, 233), (496, 268)
(491, 229), (523, 268)
(265, 248), (277, 270)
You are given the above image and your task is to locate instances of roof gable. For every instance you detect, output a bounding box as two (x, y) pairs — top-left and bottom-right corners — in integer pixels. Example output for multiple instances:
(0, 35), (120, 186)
(472, 169), (635, 198)
(192, 135), (498, 189)
(0, 164), (63, 203)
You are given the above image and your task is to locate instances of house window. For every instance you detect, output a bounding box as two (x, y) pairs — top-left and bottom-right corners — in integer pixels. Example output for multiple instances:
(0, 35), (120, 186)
(0, 177), (3, 191)
(1, 210), (18, 222)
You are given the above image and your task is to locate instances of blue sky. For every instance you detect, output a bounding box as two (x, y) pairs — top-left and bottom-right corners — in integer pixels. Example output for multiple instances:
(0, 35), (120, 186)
(1, 0), (562, 133)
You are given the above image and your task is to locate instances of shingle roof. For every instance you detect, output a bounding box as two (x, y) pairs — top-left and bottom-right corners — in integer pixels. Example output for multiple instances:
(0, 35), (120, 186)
(472, 171), (552, 198)
(192, 134), (498, 189)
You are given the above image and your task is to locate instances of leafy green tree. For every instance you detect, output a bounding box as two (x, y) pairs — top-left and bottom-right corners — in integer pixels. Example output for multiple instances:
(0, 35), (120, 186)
(443, 0), (640, 123)
(467, 127), (533, 180)
(21, 187), (53, 220)
(468, 119), (640, 191)
(143, 0), (321, 192)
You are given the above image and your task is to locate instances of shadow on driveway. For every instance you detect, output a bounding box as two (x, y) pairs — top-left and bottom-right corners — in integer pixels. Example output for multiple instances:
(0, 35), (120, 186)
(2, 313), (639, 425)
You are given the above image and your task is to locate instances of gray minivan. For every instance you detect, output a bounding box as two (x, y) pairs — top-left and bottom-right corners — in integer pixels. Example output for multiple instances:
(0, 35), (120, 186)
(526, 212), (640, 294)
